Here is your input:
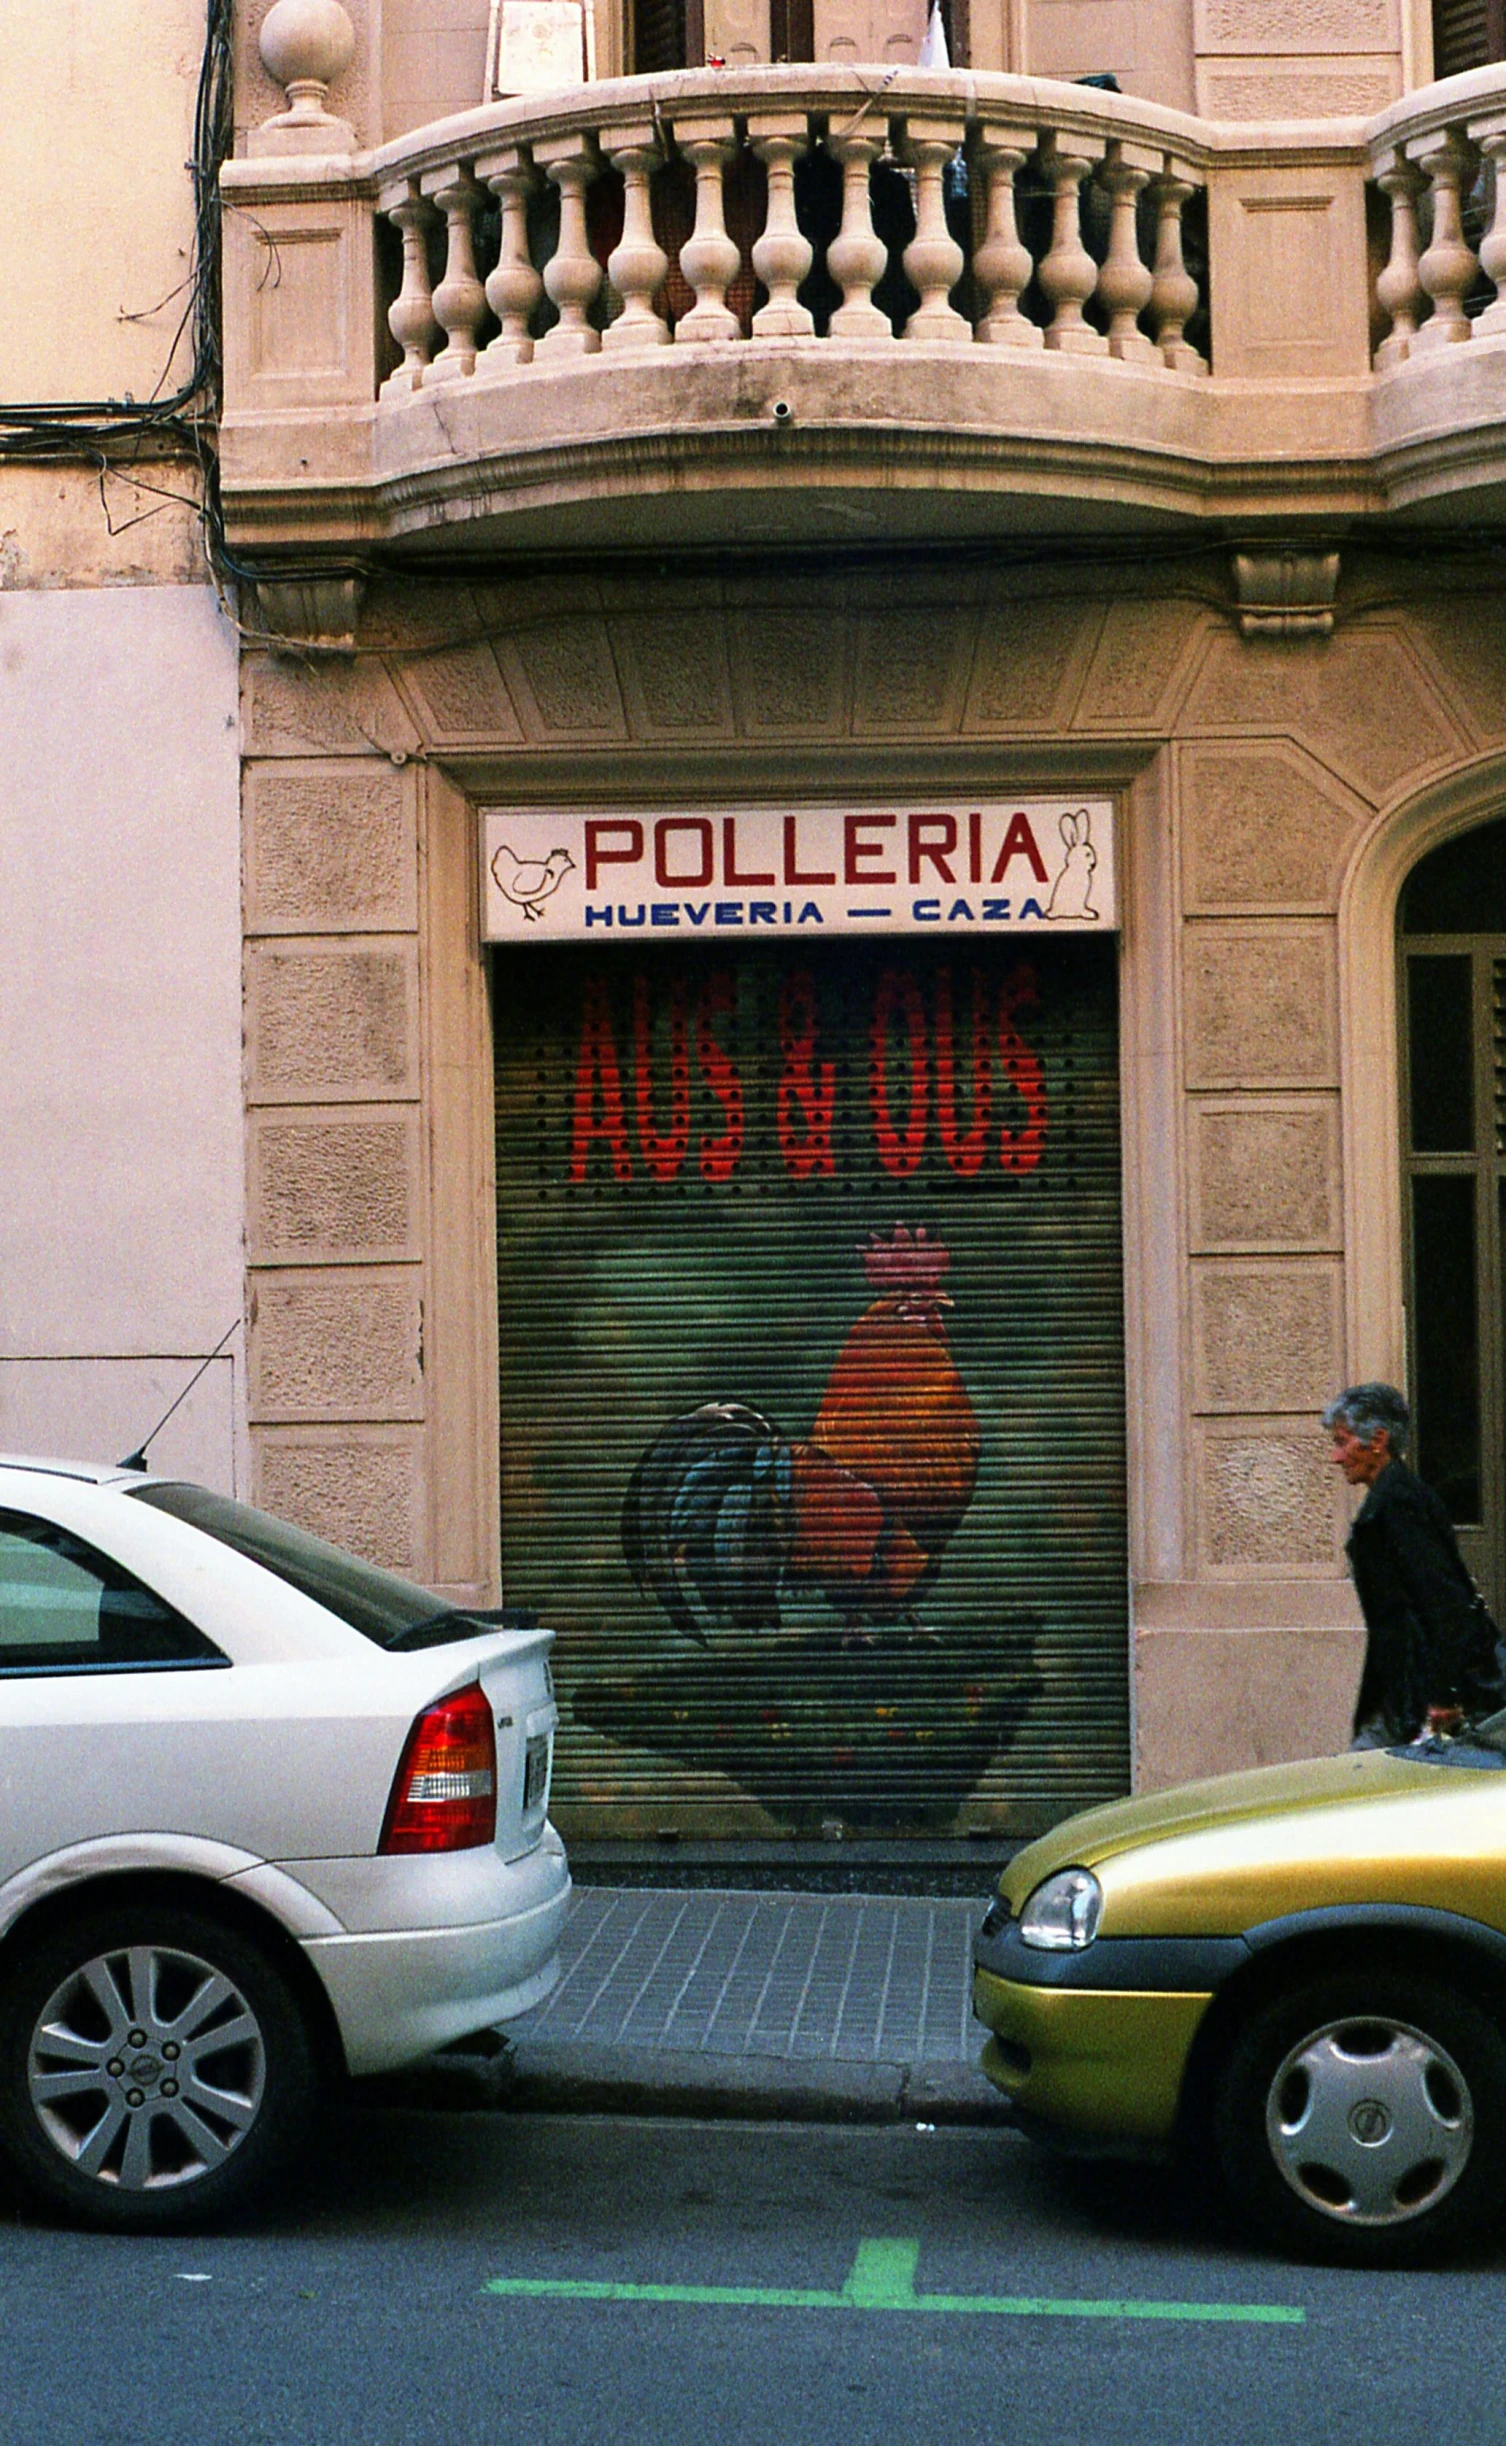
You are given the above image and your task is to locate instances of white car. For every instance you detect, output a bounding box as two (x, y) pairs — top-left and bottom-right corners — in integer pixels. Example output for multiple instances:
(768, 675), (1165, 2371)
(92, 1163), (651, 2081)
(0, 1458), (570, 2230)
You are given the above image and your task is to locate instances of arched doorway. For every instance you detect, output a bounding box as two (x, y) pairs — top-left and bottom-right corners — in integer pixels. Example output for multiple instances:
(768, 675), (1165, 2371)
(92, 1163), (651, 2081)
(1398, 812), (1506, 1613)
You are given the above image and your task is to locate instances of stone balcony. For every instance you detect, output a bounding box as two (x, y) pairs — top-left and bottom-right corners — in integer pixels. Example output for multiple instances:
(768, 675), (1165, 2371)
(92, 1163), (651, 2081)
(219, 61), (1506, 572)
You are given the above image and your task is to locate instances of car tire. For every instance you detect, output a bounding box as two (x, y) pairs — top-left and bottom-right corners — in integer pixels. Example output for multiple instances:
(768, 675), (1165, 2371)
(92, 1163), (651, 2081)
(0, 1899), (321, 2233)
(1212, 1966), (1506, 2268)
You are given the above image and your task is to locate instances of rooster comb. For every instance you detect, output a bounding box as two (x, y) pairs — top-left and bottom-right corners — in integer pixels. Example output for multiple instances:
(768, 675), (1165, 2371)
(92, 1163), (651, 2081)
(859, 1224), (951, 1291)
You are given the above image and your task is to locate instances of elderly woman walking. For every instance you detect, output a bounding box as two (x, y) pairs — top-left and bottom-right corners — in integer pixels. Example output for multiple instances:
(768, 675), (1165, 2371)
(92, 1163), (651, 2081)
(1326, 1381), (1505, 1748)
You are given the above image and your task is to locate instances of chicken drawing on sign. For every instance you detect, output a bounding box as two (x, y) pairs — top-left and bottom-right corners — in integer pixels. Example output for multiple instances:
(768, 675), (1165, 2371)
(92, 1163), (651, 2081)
(492, 840), (575, 921)
(622, 1226), (981, 1645)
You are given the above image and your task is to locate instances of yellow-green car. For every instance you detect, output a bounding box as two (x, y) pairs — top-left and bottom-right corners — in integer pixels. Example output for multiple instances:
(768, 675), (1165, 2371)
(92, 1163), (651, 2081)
(973, 1742), (1506, 2265)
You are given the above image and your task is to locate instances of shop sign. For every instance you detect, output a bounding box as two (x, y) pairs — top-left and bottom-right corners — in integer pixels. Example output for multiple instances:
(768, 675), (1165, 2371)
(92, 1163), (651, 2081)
(481, 800), (1116, 943)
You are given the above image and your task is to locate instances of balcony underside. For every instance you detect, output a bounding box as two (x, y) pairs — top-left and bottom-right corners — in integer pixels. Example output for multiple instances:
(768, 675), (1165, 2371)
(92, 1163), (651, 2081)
(221, 341), (1506, 560)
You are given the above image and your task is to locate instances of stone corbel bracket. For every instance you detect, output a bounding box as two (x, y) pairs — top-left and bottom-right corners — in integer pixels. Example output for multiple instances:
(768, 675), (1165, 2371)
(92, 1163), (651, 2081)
(1231, 548), (1341, 639)
(253, 575), (366, 655)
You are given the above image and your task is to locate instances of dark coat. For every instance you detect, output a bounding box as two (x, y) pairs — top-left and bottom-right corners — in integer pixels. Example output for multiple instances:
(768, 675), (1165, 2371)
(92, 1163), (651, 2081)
(1347, 1461), (1505, 1741)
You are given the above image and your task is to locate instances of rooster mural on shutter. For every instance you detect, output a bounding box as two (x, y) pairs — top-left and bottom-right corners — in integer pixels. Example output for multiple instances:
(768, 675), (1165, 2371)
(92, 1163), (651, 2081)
(493, 937), (1128, 1838)
(623, 1225), (981, 1642)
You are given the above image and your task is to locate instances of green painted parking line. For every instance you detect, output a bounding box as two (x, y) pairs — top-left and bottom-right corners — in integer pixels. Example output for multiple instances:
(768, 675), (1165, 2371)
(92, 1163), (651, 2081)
(484, 2237), (1305, 2327)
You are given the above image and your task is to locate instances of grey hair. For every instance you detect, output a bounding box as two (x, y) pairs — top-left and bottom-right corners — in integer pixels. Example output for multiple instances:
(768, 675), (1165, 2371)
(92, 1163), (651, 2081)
(1322, 1381), (1411, 1457)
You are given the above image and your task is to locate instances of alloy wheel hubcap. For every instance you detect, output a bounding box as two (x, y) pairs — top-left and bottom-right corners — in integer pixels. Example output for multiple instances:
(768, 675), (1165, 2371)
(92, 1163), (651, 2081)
(27, 1944), (265, 2190)
(1265, 2014), (1473, 2227)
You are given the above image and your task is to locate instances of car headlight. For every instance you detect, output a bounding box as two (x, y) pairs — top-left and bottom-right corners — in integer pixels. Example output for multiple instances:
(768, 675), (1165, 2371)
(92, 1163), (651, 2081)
(1018, 1868), (1103, 1951)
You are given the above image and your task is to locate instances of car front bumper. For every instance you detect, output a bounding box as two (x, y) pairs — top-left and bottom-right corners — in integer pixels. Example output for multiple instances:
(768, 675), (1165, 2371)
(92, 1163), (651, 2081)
(970, 1914), (1251, 2147)
(972, 1967), (1214, 2145)
(300, 1835), (573, 2075)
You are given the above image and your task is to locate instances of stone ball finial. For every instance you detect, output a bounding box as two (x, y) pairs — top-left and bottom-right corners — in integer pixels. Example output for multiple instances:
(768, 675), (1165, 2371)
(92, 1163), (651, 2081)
(259, 0), (356, 105)
(254, 0), (358, 153)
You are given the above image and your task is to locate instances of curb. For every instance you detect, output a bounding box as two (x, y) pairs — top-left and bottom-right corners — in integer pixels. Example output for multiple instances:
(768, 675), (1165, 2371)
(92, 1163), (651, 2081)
(365, 2040), (1015, 2128)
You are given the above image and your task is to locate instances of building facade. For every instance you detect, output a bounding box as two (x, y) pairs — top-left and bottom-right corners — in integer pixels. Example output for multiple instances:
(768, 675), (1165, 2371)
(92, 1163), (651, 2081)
(10, 0), (1506, 1844)
(0, 0), (244, 1494)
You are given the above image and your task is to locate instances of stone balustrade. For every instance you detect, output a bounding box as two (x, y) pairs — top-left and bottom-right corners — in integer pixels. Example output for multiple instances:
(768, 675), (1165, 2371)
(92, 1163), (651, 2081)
(367, 70), (1212, 385)
(1369, 67), (1506, 367)
(218, 63), (1506, 560)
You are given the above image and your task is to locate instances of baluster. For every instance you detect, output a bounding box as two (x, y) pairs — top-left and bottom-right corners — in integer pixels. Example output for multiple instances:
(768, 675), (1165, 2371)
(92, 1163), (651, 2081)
(972, 130), (1042, 347)
(750, 117), (815, 339)
(532, 139), (602, 359)
(425, 166), (487, 380)
(604, 128), (671, 350)
(1148, 165), (1206, 372)
(1095, 145), (1156, 363)
(1414, 128), (1479, 351)
(480, 149), (543, 368)
(827, 132), (890, 340)
(1037, 133), (1107, 354)
(380, 181), (440, 397)
(901, 120), (969, 344)
(1471, 117), (1506, 334)
(1373, 151), (1428, 367)
(672, 128), (742, 342)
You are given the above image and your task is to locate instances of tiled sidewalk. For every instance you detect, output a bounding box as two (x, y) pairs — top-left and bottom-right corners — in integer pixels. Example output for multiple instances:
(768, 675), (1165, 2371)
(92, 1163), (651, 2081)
(516, 1887), (982, 2065)
(493, 1886), (1005, 2122)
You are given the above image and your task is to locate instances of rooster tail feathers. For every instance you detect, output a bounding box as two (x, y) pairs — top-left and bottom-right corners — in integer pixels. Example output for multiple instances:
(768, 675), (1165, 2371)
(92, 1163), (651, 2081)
(622, 1401), (794, 1641)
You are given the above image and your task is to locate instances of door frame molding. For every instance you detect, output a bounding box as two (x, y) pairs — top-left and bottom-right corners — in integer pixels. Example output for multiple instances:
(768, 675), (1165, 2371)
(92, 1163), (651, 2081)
(1339, 747), (1506, 1394)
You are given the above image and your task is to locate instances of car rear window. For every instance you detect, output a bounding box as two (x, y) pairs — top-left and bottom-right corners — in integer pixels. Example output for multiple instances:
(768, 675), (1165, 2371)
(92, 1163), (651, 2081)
(128, 1483), (478, 1649)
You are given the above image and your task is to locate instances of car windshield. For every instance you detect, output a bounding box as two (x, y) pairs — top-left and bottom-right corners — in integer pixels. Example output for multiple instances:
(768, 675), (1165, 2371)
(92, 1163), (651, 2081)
(127, 1482), (502, 1650)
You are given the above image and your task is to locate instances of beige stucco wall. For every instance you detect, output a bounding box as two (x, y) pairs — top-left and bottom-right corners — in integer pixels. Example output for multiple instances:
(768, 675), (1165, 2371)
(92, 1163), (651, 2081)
(232, 559), (1506, 1799)
(0, 0), (205, 406)
(0, 569), (245, 1490)
(0, 0), (241, 1485)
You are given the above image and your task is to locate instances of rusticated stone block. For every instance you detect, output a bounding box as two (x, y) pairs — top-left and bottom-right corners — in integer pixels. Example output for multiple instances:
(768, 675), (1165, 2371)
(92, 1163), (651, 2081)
(249, 1111), (418, 1262)
(853, 609), (973, 734)
(728, 611), (850, 735)
(245, 763), (417, 935)
(472, 573), (602, 631)
(1134, 1623), (1360, 1785)
(963, 597), (1102, 732)
(1408, 597), (1506, 744)
(614, 612), (736, 738)
(500, 618), (627, 738)
(241, 652), (421, 761)
(1196, 0), (1394, 50)
(1075, 598), (1208, 729)
(1202, 64), (1398, 115)
(245, 942), (418, 1103)
(1183, 921), (1338, 1088)
(361, 575), (484, 653)
(1183, 626), (1459, 803)
(1189, 1100), (1341, 1249)
(250, 1268), (423, 1420)
(254, 1428), (425, 1575)
(401, 644), (524, 747)
(1180, 742), (1368, 911)
(1197, 1423), (1342, 1573)
(1191, 1261), (1343, 1411)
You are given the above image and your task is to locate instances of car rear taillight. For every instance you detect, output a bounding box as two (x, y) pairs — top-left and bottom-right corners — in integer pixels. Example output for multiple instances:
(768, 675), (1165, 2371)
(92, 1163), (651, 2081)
(380, 1682), (496, 1853)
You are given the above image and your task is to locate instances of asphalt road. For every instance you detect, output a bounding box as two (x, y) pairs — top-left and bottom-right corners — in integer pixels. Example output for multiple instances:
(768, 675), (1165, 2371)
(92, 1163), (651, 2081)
(1, 2107), (1500, 2446)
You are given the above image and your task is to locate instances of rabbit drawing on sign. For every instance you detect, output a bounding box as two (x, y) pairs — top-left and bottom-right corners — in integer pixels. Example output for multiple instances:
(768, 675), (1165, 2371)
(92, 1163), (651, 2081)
(1046, 808), (1098, 920)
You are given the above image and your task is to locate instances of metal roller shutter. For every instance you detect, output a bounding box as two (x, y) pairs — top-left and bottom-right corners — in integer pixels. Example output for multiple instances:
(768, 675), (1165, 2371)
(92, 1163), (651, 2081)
(493, 935), (1128, 1840)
